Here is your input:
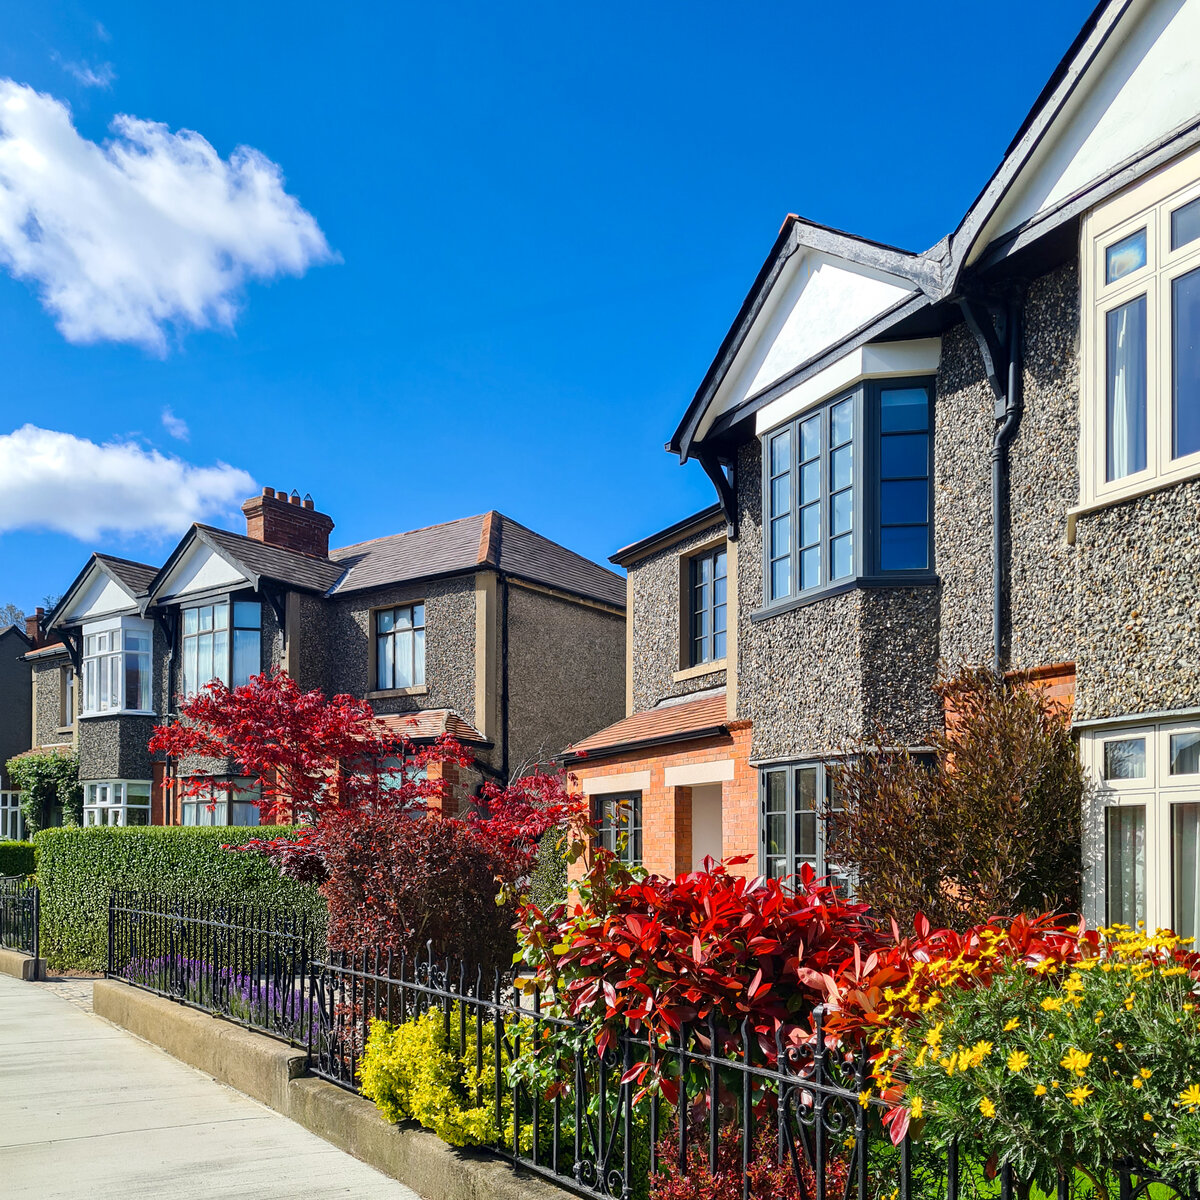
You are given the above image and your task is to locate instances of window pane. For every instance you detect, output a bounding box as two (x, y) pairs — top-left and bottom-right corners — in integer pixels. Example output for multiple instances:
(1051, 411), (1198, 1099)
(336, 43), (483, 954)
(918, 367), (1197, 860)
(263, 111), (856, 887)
(379, 633), (395, 689)
(765, 769), (787, 813)
(199, 605), (213, 632)
(1104, 737), (1147, 780)
(769, 429), (791, 477)
(770, 557), (791, 601)
(770, 514), (790, 560)
(695, 609), (709, 639)
(713, 576), (726, 607)
(233, 601), (260, 629)
(1106, 295), (1148, 480)
(765, 812), (786, 857)
(414, 628), (425, 686)
(830, 533), (853, 581)
(713, 630), (725, 659)
(1173, 803), (1200, 940)
(881, 433), (928, 478)
(831, 445), (853, 491)
(831, 489), (852, 536)
(125, 654), (146, 711)
(233, 629), (260, 688)
(395, 630), (414, 688)
(800, 460), (820, 504)
(1106, 805), (1146, 926)
(1173, 266), (1200, 459)
(800, 417), (820, 463)
(1171, 197), (1200, 251)
(183, 608), (198, 635)
(377, 609), (395, 634)
(714, 550), (726, 580)
(795, 768), (817, 812)
(183, 638), (198, 697)
(197, 632), (213, 684)
(1171, 732), (1200, 776)
(830, 398), (853, 446)
(770, 475), (790, 517)
(796, 812), (818, 861)
(881, 526), (928, 571)
(880, 388), (928, 433)
(1106, 229), (1147, 283)
(800, 502), (820, 548)
(231, 802), (261, 827)
(213, 629), (229, 685)
(881, 480), (928, 524)
(800, 546), (820, 591)
(413, 603), (425, 629)
(396, 606), (413, 629)
(213, 603), (229, 631)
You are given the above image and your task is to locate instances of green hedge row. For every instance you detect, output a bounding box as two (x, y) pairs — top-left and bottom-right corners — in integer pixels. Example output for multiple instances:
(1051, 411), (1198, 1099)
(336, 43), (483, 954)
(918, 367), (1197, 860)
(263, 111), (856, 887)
(34, 826), (326, 972)
(0, 841), (36, 877)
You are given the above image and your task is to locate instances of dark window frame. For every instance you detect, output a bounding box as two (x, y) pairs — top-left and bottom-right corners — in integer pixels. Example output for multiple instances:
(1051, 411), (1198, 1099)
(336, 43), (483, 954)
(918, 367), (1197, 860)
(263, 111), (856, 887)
(759, 762), (851, 895)
(374, 601), (426, 691)
(180, 593), (262, 699)
(688, 545), (728, 666)
(759, 376), (936, 615)
(593, 791), (643, 865)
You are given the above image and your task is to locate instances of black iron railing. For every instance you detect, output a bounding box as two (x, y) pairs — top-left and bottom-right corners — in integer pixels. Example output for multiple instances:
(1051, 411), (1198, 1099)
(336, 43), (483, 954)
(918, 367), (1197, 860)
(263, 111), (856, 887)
(106, 892), (320, 1046)
(0, 876), (38, 956)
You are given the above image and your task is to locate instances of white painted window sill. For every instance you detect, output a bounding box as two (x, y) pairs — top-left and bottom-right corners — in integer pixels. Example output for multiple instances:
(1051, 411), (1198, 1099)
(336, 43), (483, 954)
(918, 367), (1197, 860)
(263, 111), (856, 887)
(79, 710), (158, 720)
(366, 685), (429, 700)
(672, 660), (726, 684)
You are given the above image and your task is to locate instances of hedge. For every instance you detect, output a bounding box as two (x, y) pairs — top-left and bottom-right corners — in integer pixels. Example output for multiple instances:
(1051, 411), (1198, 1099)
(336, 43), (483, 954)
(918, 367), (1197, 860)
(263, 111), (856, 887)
(0, 841), (36, 878)
(33, 826), (326, 972)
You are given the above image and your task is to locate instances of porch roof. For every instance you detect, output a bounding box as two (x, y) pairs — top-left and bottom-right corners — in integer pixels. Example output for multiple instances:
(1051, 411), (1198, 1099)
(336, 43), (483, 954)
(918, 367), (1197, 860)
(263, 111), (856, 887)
(560, 691), (729, 764)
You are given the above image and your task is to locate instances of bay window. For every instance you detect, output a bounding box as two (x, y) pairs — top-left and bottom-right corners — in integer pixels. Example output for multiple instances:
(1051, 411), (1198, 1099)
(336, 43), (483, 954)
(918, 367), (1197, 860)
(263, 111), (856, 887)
(762, 378), (934, 608)
(1083, 721), (1200, 937)
(83, 781), (151, 826)
(1081, 146), (1200, 504)
(181, 599), (261, 697)
(81, 620), (153, 716)
(375, 603), (425, 690)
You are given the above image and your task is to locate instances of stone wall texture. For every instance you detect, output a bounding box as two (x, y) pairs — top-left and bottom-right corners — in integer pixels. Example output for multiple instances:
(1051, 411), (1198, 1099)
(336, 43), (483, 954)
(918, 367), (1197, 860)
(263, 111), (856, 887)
(505, 583), (625, 771)
(628, 518), (728, 713)
(78, 714), (155, 781)
(32, 656), (68, 750)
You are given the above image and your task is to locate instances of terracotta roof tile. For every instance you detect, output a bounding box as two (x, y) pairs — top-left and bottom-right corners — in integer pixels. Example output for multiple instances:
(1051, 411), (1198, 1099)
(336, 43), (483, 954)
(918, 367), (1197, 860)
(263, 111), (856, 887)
(24, 642), (68, 660)
(374, 709), (489, 744)
(563, 692), (728, 760)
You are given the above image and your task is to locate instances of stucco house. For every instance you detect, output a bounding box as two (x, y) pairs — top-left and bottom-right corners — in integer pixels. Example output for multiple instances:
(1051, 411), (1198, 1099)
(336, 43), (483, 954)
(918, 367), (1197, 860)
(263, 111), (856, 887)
(29, 489), (625, 826)
(563, 0), (1200, 936)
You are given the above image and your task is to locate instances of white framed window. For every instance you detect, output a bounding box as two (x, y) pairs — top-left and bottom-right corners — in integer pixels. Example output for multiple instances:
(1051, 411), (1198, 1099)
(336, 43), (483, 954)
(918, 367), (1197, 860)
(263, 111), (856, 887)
(81, 618), (153, 717)
(1082, 720), (1200, 937)
(1080, 144), (1200, 507)
(180, 777), (261, 827)
(83, 781), (151, 827)
(181, 599), (261, 698)
(0, 791), (25, 841)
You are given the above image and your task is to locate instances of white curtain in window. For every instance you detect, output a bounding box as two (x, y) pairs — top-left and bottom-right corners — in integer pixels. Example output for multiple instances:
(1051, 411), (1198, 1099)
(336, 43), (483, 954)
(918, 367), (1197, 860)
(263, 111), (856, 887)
(1105, 805), (1146, 926)
(1107, 297), (1148, 481)
(1174, 804), (1200, 939)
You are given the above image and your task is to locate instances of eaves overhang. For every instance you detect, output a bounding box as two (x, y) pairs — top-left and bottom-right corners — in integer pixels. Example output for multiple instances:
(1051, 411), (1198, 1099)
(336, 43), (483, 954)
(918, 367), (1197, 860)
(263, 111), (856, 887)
(557, 723), (729, 767)
(46, 555), (145, 632)
(142, 526), (261, 613)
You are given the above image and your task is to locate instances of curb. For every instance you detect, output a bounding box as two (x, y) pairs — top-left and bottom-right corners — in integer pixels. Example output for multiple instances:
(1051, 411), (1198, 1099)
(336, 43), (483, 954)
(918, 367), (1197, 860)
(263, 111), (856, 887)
(0, 947), (45, 981)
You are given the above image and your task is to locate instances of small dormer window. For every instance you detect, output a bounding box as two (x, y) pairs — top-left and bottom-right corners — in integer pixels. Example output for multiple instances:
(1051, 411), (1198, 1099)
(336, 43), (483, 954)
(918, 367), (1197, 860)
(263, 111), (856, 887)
(81, 620), (152, 715)
(181, 599), (261, 697)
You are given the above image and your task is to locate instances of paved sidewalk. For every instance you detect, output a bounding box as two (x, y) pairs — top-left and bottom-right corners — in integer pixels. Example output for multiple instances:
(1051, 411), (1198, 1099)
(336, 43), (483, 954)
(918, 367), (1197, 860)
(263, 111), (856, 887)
(0, 973), (419, 1199)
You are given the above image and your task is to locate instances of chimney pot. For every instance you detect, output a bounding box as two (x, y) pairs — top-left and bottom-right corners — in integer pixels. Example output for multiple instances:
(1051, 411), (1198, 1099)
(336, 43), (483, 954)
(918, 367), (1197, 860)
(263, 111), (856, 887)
(289, 491), (301, 506)
(241, 488), (334, 557)
(262, 486), (274, 498)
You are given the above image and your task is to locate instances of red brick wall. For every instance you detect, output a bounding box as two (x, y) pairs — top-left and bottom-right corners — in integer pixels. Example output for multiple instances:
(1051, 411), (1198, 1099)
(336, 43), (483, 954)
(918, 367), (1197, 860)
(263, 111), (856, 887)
(241, 489), (334, 557)
(567, 722), (756, 880)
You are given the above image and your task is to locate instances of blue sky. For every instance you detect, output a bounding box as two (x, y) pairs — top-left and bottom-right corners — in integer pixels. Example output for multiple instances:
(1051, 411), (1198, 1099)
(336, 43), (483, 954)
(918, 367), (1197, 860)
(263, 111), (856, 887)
(0, 0), (1095, 611)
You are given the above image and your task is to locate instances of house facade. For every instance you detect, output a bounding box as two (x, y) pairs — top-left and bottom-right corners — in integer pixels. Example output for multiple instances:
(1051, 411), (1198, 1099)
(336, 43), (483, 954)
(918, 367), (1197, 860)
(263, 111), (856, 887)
(32, 490), (625, 827)
(0, 616), (35, 839)
(565, 0), (1200, 936)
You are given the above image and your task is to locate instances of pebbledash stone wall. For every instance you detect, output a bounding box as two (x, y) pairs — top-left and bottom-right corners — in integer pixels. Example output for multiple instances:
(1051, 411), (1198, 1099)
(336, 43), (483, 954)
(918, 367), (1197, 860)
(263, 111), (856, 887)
(627, 517), (728, 713)
(1072, 479), (1200, 721)
(31, 655), (69, 749)
(934, 264), (1080, 674)
(505, 582), (625, 772)
(734, 440), (939, 761)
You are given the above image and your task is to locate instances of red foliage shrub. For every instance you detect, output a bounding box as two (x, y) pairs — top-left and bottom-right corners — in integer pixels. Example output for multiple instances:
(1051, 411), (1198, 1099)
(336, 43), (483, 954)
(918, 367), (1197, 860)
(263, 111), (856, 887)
(650, 1124), (848, 1200)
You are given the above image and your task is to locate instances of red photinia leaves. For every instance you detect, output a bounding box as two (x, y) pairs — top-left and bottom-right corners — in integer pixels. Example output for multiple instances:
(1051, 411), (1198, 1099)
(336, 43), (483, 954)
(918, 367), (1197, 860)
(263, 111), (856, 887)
(519, 855), (883, 1057)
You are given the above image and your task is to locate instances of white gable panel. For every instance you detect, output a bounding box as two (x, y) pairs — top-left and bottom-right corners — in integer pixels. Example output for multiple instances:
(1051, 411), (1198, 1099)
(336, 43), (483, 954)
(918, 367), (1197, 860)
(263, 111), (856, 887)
(699, 251), (916, 439)
(158, 542), (247, 599)
(976, 0), (1200, 256)
(65, 570), (136, 621)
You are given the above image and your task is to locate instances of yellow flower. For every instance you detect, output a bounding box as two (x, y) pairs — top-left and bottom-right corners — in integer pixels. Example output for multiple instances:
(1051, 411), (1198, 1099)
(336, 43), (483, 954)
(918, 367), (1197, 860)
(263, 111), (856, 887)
(1007, 1050), (1031, 1073)
(969, 1040), (994, 1067)
(1003, 1017), (1020, 1032)
(1116, 1043), (1125, 1051)
(979, 1097), (996, 1118)
(910, 1095), (924, 1120)
(1042, 997), (1064, 1012)
(1064, 974), (1085, 993)
(1034, 1085), (1048, 1096)
(1060, 1048), (1094, 1077)
(1144, 1113), (1154, 1122)
(914, 1045), (929, 1069)
(1124, 993), (1136, 1011)
(1141, 1068), (1154, 1079)
(1179, 1085), (1200, 1109)
(1133, 1078), (1144, 1090)
(859, 1090), (871, 1108)
(1068, 1085), (1094, 1107)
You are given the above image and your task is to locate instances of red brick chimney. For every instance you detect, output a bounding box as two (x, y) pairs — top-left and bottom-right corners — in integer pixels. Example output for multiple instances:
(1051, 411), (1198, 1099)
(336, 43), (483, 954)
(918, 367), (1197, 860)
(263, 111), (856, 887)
(241, 488), (334, 557)
(24, 607), (44, 646)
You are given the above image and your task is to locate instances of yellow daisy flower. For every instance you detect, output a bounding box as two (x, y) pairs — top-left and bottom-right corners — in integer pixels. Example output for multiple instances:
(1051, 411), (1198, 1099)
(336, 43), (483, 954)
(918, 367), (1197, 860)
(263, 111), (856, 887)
(1007, 1050), (1030, 1073)
(979, 1097), (996, 1118)
(910, 1095), (923, 1120)
(1068, 1085), (1094, 1107)
(1003, 1017), (1020, 1032)
(1034, 1085), (1048, 1096)
(1179, 1084), (1200, 1109)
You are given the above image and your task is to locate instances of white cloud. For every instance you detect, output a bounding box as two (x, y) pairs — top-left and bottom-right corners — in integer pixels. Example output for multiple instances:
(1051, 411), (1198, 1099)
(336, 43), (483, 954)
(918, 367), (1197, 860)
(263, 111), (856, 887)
(0, 81), (334, 350)
(54, 57), (115, 88)
(0, 424), (256, 541)
(161, 406), (189, 440)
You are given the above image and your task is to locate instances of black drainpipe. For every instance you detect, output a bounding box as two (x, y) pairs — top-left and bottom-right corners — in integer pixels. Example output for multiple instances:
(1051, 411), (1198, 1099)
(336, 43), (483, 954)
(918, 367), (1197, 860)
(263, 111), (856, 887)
(499, 573), (510, 783)
(991, 297), (1024, 676)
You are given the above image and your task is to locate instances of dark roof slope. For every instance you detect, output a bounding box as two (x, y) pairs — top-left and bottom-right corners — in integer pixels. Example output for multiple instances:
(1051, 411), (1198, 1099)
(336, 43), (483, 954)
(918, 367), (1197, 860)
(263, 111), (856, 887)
(331, 512), (625, 609)
(193, 526), (347, 594)
(95, 554), (159, 597)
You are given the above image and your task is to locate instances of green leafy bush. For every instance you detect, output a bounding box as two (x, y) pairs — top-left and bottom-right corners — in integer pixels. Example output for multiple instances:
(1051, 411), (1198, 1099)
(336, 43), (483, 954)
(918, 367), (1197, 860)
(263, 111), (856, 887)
(5, 749), (82, 832)
(34, 826), (326, 971)
(0, 841), (36, 877)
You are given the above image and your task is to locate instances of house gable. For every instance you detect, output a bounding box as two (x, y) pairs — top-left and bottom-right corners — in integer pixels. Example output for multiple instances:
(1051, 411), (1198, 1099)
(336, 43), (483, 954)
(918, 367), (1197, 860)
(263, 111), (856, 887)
(963, 0), (1200, 269)
(155, 539), (249, 601)
(60, 562), (140, 624)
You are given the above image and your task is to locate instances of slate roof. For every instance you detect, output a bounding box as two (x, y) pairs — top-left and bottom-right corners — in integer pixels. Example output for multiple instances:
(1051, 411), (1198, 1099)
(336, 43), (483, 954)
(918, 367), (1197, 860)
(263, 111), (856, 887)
(374, 710), (489, 744)
(561, 691), (729, 762)
(95, 554), (158, 597)
(330, 512), (625, 609)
